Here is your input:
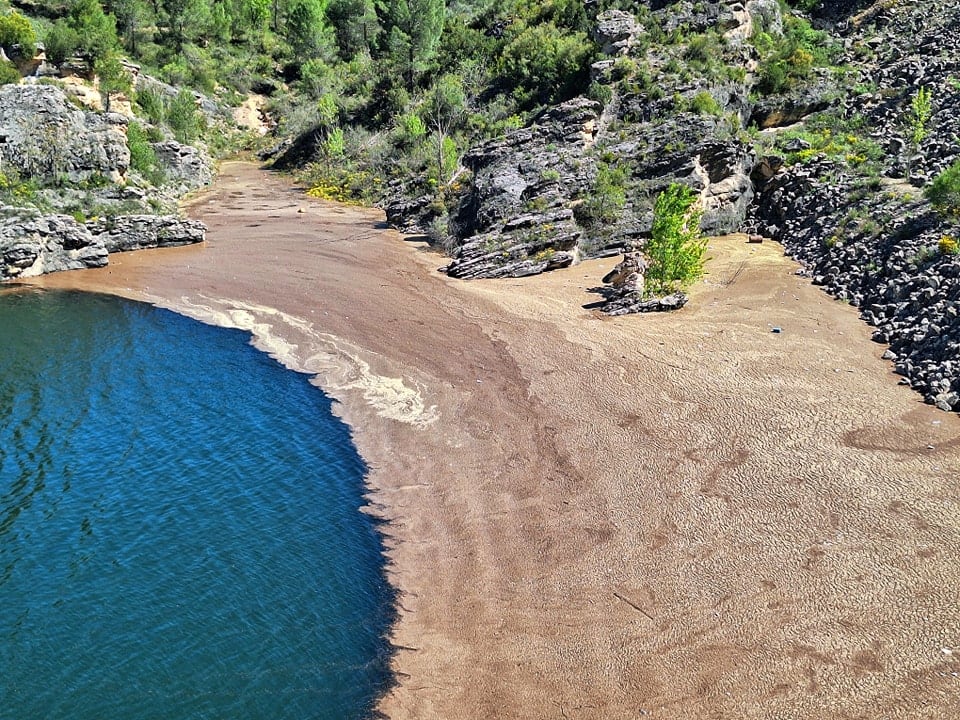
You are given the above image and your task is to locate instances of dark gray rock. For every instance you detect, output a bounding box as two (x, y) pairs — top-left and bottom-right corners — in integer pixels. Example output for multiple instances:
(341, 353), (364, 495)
(593, 10), (643, 56)
(750, 78), (836, 129)
(603, 291), (688, 315)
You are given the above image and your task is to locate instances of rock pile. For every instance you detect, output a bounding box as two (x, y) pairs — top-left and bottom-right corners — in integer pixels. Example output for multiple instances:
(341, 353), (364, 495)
(745, 1), (960, 408)
(598, 249), (688, 314)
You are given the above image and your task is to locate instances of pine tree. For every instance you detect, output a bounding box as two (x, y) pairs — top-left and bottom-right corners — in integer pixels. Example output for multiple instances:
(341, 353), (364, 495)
(160, 0), (210, 53)
(95, 52), (132, 112)
(286, 0), (329, 57)
(68, 0), (119, 63)
(378, 0), (443, 89)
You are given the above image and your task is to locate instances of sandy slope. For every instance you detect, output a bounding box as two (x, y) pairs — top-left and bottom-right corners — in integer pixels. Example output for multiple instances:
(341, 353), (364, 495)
(25, 162), (960, 718)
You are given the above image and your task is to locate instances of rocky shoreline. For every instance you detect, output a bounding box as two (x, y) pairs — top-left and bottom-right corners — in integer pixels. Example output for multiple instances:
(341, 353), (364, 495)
(0, 81), (212, 281)
(26, 162), (960, 720)
(380, 0), (960, 411)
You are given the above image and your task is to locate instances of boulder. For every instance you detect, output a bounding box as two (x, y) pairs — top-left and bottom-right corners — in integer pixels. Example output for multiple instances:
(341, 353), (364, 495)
(593, 10), (643, 56)
(87, 215), (206, 253)
(0, 213), (107, 279)
(152, 141), (213, 193)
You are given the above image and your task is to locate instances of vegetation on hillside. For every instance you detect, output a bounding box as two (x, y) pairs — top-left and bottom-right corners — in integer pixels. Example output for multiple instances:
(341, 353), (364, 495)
(0, 0), (955, 300)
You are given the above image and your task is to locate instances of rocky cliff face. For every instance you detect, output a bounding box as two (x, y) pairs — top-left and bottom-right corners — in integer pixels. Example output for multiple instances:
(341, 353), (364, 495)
(383, 0), (960, 410)
(0, 84), (130, 184)
(0, 82), (210, 282)
(387, 1), (772, 281)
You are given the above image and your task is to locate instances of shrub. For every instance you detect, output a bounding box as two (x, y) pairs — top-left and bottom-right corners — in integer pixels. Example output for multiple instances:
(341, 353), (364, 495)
(127, 121), (165, 186)
(753, 14), (833, 95)
(166, 89), (203, 144)
(134, 86), (166, 125)
(938, 235), (958, 256)
(910, 86), (932, 147)
(0, 59), (19, 85)
(499, 22), (594, 107)
(44, 21), (80, 65)
(926, 160), (960, 216)
(0, 10), (37, 58)
(587, 80), (612, 105)
(574, 161), (627, 227)
(393, 112), (427, 148)
(644, 183), (706, 295)
(323, 127), (345, 158)
(691, 90), (721, 116)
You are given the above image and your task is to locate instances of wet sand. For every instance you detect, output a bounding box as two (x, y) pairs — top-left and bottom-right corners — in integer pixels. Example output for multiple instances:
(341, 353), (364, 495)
(26, 162), (960, 718)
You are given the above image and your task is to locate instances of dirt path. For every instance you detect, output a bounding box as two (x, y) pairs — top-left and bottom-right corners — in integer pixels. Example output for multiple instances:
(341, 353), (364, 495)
(26, 162), (960, 718)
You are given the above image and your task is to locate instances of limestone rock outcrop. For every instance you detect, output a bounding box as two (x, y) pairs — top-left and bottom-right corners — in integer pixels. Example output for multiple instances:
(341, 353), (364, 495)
(153, 141), (214, 194)
(1, 212), (107, 278)
(0, 84), (130, 184)
(1, 212), (205, 281)
(88, 215), (207, 253)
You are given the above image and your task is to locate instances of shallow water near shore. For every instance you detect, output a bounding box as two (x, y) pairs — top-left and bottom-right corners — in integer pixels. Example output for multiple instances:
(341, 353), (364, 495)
(0, 289), (393, 720)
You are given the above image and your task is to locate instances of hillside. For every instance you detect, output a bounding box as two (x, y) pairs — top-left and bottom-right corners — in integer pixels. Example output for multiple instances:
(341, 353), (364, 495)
(0, 0), (958, 410)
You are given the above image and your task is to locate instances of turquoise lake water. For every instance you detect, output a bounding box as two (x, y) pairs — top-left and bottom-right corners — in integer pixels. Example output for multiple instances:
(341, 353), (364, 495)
(0, 290), (393, 720)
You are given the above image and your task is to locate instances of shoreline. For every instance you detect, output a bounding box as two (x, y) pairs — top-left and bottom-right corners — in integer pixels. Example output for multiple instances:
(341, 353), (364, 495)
(22, 161), (960, 718)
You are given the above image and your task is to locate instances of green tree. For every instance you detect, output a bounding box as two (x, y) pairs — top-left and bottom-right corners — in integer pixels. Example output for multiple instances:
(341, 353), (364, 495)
(68, 0), (119, 63)
(45, 21), (80, 65)
(644, 183), (706, 295)
(910, 86), (932, 148)
(160, 0), (211, 53)
(167, 88), (203, 143)
(327, 0), (376, 59)
(105, 0), (151, 53)
(422, 73), (465, 183)
(232, 0), (271, 41)
(499, 22), (594, 107)
(378, 0), (444, 89)
(95, 52), (132, 112)
(0, 11), (37, 59)
(286, 0), (330, 57)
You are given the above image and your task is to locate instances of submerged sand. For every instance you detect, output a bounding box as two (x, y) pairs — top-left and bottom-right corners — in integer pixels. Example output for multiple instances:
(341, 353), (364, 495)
(26, 162), (960, 718)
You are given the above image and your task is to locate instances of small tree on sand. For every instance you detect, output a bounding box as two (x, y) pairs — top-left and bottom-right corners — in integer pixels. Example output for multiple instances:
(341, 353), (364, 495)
(644, 182), (706, 296)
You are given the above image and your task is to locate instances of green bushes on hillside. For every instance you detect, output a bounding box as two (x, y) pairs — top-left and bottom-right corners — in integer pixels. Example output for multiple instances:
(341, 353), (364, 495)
(0, 10), (36, 58)
(499, 22), (594, 107)
(926, 161), (960, 217)
(0, 59), (19, 85)
(753, 11), (835, 95)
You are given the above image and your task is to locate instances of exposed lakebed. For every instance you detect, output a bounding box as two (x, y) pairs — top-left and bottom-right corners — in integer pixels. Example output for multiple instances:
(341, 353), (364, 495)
(0, 289), (392, 719)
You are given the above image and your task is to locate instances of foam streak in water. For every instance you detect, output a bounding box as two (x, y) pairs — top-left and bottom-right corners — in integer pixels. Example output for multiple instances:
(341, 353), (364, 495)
(157, 293), (439, 427)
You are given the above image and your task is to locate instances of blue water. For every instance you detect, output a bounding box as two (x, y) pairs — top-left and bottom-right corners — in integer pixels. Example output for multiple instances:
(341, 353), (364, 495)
(0, 290), (393, 720)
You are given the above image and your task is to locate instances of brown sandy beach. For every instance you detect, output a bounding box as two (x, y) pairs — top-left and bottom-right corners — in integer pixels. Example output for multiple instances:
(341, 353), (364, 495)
(26, 161), (960, 718)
